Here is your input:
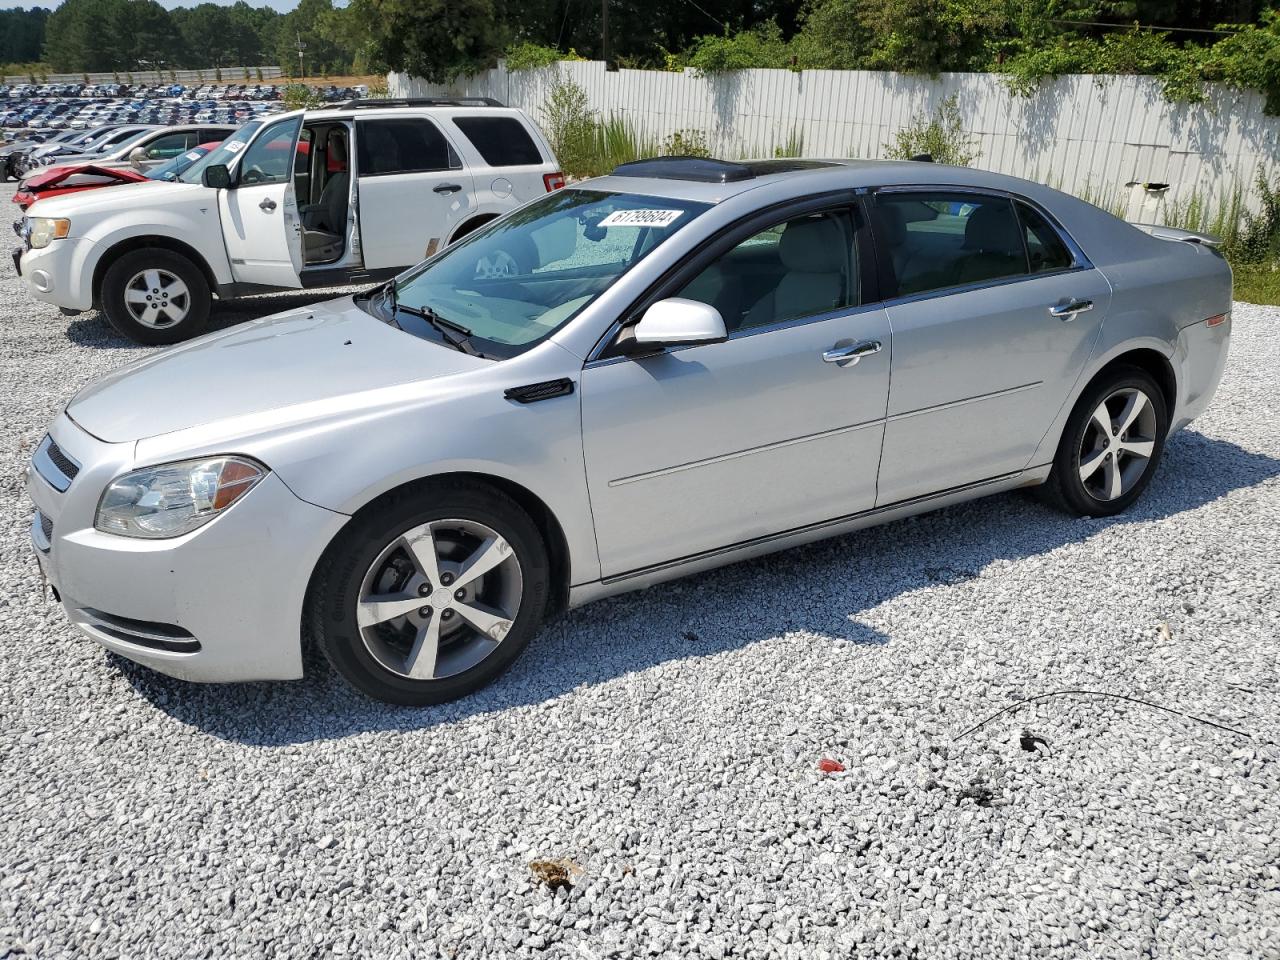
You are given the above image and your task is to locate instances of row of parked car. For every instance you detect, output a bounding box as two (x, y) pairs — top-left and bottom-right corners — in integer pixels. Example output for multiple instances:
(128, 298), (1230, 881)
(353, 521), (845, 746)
(1, 81), (319, 101)
(3, 96), (284, 133)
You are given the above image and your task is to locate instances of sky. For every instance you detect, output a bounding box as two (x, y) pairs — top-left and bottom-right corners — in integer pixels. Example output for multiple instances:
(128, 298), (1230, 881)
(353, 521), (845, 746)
(8, 0), (304, 10)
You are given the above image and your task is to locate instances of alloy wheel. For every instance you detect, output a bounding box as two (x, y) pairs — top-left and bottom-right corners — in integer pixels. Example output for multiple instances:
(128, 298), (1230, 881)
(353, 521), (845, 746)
(1077, 387), (1158, 501)
(356, 519), (523, 681)
(123, 268), (191, 329)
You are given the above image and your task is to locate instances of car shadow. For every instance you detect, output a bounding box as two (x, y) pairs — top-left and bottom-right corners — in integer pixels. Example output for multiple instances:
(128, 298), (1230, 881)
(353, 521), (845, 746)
(115, 430), (1280, 745)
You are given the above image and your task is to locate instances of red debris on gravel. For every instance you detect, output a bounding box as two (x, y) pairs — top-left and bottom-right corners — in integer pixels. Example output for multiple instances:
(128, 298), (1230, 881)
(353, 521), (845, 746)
(817, 758), (846, 774)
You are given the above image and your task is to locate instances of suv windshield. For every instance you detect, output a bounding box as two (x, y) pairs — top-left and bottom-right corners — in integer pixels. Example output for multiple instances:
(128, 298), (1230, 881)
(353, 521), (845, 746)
(370, 189), (710, 358)
(179, 120), (262, 183)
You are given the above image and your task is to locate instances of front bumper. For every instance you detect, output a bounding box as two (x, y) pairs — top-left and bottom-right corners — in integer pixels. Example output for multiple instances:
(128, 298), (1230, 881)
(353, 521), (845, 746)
(27, 413), (349, 683)
(17, 238), (95, 311)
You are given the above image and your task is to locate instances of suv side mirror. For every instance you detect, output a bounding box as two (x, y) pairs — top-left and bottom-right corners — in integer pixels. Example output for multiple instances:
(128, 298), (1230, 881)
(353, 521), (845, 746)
(623, 298), (727, 354)
(202, 163), (231, 189)
(127, 146), (146, 170)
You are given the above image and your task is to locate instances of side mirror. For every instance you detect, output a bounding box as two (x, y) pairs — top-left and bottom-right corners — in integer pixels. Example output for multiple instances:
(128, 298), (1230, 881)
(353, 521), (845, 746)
(626, 297), (727, 353)
(128, 146), (146, 170)
(202, 163), (230, 189)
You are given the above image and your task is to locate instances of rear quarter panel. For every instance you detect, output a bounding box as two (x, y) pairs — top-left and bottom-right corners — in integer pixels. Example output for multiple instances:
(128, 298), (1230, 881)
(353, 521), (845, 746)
(1025, 200), (1232, 464)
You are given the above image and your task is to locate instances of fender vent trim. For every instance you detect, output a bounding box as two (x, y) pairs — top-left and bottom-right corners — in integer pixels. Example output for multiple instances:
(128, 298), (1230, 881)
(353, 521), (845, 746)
(504, 378), (575, 404)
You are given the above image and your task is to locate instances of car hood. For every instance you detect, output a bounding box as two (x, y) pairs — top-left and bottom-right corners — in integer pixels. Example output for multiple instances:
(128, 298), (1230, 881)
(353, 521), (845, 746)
(25, 178), (202, 216)
(68, 297), (490, 443)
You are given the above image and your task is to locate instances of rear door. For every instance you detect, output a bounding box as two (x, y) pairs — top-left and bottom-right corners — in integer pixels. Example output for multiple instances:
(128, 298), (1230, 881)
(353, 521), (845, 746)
(450, 114), (555, 206)
(219, 115), (304, 289)
(354, 116), (475, 269)
(869, 189), (1111, 504)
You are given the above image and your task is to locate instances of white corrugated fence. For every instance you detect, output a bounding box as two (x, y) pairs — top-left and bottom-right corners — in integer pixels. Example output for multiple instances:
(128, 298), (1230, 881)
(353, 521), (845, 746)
(392, 60), (1280, 216)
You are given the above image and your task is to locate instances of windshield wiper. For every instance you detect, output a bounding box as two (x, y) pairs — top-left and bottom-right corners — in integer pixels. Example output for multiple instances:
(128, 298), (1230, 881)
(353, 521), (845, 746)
(394, 300), (483, 357)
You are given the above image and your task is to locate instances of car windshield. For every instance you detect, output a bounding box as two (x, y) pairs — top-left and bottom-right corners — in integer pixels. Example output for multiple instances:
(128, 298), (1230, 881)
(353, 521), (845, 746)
(374, 189), (710, 359)
(179, 120), (262, 183)
(146, 145), (213, 181)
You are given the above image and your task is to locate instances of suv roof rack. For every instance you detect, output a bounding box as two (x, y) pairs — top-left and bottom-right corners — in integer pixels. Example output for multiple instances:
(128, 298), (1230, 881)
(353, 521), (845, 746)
(335, 97), (505, 110)
(611, 156), (755, 183)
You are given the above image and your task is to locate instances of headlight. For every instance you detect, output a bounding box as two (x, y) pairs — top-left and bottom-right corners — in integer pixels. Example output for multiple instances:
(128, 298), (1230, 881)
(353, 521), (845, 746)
(95, 456), (267, 539)
(26, 217), (70, 249)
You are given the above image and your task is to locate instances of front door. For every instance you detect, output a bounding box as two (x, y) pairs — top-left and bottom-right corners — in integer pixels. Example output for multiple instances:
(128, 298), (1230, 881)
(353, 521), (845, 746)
(869, 190), (1111, 504)
(219, 115), (304, 289)
(354, 117), (475, 269)
(581, 207), (892, 578)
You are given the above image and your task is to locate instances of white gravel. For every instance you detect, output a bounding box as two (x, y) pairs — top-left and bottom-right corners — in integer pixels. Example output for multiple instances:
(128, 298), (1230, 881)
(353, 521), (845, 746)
(1, 192), (1278, 959)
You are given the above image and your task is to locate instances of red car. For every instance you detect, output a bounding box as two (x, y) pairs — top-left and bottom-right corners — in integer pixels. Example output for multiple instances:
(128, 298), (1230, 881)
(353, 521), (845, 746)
(13, 141), (223, 210)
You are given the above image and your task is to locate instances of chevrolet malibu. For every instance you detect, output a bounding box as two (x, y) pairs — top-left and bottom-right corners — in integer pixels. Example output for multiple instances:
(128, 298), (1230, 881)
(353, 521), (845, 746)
(27, 157), (1231, 704)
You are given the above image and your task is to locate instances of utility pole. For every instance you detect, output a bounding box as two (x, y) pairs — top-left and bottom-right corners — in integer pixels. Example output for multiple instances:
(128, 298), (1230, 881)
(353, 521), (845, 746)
(601, 0), (609, 70)
(295, 32), (306, 79)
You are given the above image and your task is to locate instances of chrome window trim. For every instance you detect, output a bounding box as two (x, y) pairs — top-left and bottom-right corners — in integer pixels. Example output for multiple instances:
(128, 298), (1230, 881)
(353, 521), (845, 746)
(583, 299), (889, 371)
(876, 264), (1094, 310)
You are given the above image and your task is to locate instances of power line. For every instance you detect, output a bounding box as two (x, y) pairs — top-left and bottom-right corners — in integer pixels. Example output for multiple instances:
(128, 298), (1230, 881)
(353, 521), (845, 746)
(1048, 18), (1241, 36)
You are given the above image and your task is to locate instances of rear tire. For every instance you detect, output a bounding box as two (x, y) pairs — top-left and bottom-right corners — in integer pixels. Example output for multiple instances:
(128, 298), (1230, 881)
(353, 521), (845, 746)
(100, 248), (211, 345)
(1037, 365), (1168, 517)
(308, 480), (551, 705)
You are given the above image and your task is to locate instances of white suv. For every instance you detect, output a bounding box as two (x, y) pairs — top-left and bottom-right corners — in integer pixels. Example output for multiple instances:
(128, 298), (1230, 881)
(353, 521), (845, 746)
(13, 98), (564, 343)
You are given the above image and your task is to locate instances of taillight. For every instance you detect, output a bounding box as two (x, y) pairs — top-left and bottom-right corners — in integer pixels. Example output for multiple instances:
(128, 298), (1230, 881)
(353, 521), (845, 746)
(1205, 313), (1228, 327)
(543, 171), (566, 192)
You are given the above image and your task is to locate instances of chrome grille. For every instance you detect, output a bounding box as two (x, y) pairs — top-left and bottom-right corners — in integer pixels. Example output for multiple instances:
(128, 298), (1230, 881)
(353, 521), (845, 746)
(32, 434), (80, 492)
(46, 439), (80, 482)
(31, 509), (53, 552)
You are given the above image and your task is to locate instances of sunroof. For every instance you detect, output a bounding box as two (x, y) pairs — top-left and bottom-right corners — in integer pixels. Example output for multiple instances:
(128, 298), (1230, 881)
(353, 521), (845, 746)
(610, 157), (755, 183)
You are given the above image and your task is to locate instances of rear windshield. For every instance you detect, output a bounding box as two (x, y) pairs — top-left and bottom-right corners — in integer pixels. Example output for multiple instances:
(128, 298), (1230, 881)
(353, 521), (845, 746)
(452, 116), (543, 167)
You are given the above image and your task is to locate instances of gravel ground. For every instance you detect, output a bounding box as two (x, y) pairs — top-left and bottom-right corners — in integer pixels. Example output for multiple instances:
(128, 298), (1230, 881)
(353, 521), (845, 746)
(1, 193), (1278, 959)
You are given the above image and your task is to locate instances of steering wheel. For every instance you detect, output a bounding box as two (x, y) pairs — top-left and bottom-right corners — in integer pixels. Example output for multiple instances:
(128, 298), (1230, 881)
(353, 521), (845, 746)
(241, 166), (265, 185)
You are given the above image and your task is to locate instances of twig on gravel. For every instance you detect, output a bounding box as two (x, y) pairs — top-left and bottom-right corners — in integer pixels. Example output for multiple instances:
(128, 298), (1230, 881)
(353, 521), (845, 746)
(951, 689), (1256, 743)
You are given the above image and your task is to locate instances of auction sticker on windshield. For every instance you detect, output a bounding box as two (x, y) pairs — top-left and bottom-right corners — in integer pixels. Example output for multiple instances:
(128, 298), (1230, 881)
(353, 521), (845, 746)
(598, 209), (684, 228)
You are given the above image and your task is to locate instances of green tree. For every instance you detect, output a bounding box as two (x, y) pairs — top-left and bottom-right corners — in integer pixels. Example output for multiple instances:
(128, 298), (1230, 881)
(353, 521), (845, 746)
(348, 0), (506, 82)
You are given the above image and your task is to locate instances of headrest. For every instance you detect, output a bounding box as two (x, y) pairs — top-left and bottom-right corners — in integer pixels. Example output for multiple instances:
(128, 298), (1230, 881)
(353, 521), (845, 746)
(778, 217), (846, 272)
(963, 203), (1022, 252)
(327, 130), (347, 165)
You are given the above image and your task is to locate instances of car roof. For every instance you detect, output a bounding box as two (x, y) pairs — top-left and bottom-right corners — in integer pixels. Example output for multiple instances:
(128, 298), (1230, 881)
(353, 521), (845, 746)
(585, 157), (1068, 205)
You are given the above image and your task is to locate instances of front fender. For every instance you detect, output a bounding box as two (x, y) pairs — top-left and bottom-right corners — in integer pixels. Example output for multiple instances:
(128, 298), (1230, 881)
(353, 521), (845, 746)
(84, 207), (234, 290)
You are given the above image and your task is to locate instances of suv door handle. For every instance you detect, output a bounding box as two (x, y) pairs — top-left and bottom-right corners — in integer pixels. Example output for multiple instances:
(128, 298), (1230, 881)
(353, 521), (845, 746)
(822, 340), (882, 365)
(434, 183), (463, 195)
(1049, 298), (1093, 320)
(259, 197), (276, 212)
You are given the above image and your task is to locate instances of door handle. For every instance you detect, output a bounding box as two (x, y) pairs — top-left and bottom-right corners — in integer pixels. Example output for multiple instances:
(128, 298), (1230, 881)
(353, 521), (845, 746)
(822, 340), (882, 365)
(259, 197), (277, 212)
(434, 183), (463, 195)
(1049, 299), (1093, 320)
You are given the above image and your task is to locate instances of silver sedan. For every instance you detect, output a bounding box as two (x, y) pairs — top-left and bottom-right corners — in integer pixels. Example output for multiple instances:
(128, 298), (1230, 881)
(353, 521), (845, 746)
(27, 157), (1232, 703)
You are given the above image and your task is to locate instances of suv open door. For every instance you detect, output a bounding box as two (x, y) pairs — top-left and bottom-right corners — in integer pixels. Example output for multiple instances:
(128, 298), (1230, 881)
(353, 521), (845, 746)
(219, 115), (304, 289)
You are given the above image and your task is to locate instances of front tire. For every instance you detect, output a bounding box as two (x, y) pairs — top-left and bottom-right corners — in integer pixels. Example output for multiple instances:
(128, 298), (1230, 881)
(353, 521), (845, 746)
(100, 248), (211, 345)
(1038, 365), (1169, 516)
(309, 480), (551, 705)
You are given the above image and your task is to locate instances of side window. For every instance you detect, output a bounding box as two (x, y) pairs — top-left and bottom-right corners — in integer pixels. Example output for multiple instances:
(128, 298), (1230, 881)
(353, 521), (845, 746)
(356, 118), (458, 176)
(144, 132), (194, 160)
(1017, 201), (1075, 273)
(238, 117), (301, 186)
(452, 116), (543, 166)
(872, 192), (1027, 297)
(677, 210), (857, 333)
